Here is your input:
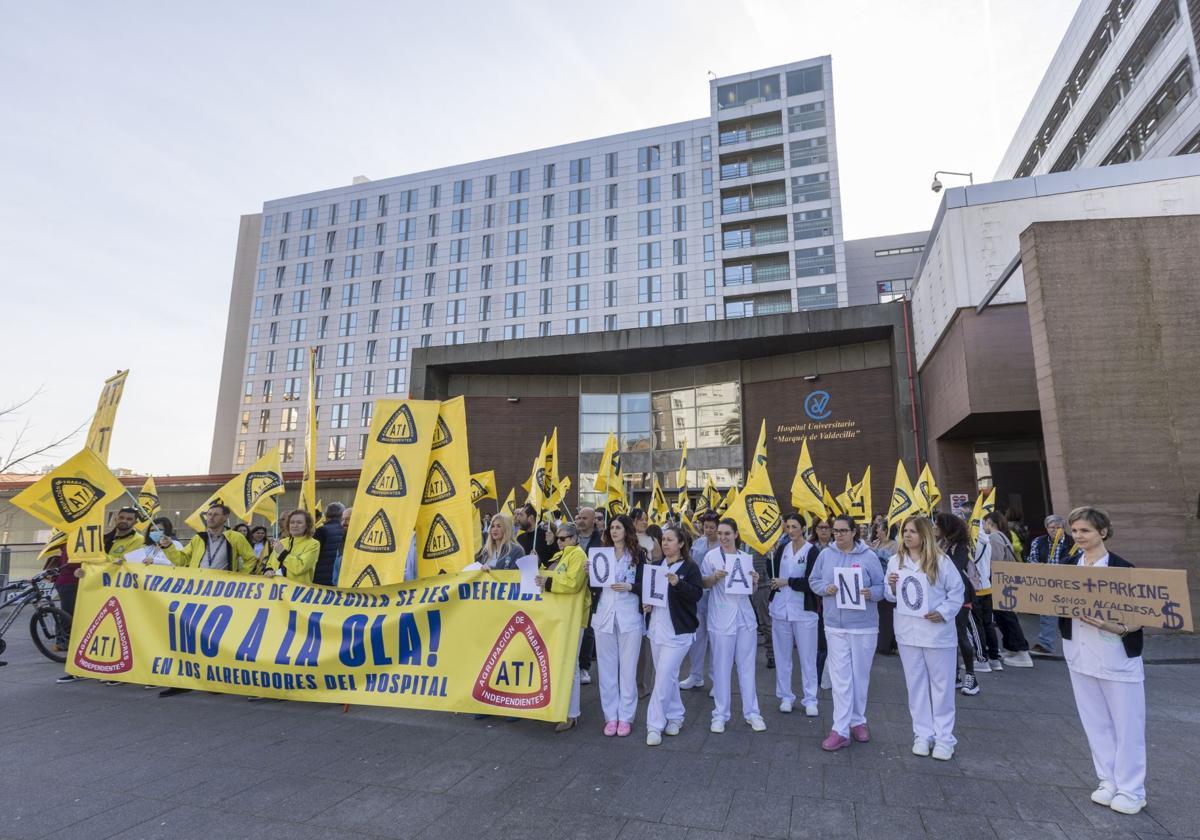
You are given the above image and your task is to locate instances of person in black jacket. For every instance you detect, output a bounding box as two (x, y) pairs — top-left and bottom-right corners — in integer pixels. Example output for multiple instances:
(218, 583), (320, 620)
(311, 502), (345, 586)
(636, 524), (703, 745)
(767, 513), (822, 716)
(1059, 506), (1147, 816)
(934, 512), (983, 696)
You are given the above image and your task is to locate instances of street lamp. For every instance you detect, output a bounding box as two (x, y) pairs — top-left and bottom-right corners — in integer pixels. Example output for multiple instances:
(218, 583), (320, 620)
(930, 170), (974, 193)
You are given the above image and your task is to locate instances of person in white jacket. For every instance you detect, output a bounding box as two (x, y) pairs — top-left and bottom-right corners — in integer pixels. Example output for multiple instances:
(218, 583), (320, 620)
(885, 515), (965, 760)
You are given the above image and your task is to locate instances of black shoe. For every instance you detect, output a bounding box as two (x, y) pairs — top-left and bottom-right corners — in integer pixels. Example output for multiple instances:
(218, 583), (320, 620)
(158, 687), (191, 698)
(766, 655), (775, 670)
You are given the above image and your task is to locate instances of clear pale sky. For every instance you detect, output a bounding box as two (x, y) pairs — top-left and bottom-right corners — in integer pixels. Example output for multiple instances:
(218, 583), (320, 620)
(0, 0), (1078, 476)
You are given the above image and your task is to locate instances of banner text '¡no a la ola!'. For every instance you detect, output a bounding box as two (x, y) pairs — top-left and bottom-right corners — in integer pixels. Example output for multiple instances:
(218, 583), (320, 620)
(67, 563), (584, 720)
(773, 420), (861, 444)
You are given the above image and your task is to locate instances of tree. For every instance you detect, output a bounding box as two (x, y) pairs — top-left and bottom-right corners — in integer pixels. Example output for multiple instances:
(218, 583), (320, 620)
(0, 389), (88, 474)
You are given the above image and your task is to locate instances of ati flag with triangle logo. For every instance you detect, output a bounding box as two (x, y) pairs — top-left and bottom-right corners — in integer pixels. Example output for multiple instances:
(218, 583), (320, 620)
(415, 397), (476, 578)
(11, 448), (130, 532)
(472, 611), (552, 710)
(72, 596), (134, 675)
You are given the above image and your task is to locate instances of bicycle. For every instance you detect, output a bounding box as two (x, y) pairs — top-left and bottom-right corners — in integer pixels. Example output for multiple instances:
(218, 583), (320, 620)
(0, 568), (73, 664)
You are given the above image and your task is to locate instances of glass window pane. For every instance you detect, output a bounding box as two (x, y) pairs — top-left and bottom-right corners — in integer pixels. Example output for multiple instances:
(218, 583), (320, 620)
(581, 393), (619, 413)
(579, 435), (610, 453)
(620, 432), (652, 452)
(580, 414), (618, 434)
(619, 392), (650, 413)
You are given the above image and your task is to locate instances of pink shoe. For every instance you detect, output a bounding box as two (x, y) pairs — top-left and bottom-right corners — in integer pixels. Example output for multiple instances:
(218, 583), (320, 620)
(603, 721), (618, 737)
(616, 721), (632, 737)
(821, 730), (851, 751)
(850, 723), (870, 742)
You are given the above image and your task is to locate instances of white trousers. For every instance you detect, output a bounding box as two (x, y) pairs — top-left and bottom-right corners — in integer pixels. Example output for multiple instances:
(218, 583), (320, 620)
(647, 640), (690, 732)
(898, 644), (957, 748)
(568, 628), (584, 719)
(710, 627), (760, 721)
(596, 627), (642, 723)
(772, 616), (818, 706)
(1069, 669), (1146, 800)
(826, 629), (877, 737)
(685, 595), (711, 682)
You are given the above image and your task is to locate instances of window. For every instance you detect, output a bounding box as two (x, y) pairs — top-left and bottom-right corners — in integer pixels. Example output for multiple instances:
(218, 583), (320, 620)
(503, 324), (525, 340)
(703, 234), (715, 261)
(509, 168), (529, 194)
(605, 183), (618, 209)
(605, 247), (618, 274)
(874, 244), (924, 257)
(292, 290), (310, 312)
(373, 251), (385, 274)
(672, 205), (686, 232)
(322, 259), (334, 282)
(391, 305), (410, 331)
(505, 260), (526, 286)
(445, 298), (467, 325)
(338, 312), (357, 336)
(638, 177), (660, 204)
(448, 268), (467, 293)
(701, 169), (712, 194)
(246, 352), (257, 375)
(672, 238), (686, 265)
(793, 208), (833, 239)
(795, 245), (836, 277)
(673, 307), (687, 324)
(505, 291), (525, 318)
(429, 185), (440, 208)
(263, 215), (274, 236)
(398, 217), (415, 241)
(604, 279), (618, 307)
(569, 157), (590, 183)
(539, 321), (552, 337)
(449, 239), (468, 264)
(336, 342), (354, 367)
(877, 278), (911, 303)
(791, 171), (831, 203)
(257, 408), (269, 432)
(717, 74), (780, 109)
(566, 317), (587, 334)
(453, 178), (472, 204)
(386, 368), (407, 394)
(605, 151), (618, 178)
(253, 296), (264, 318)
(272, 293), (283, 316)
(671, 173), (685, 199)
(349, 198), (366, 222)
(796, 284), (838, 311)
(638, 275), (661, 303)
(364, 338), (377, 363)
(604, 215), (617, 241)
(538, 287), (553, 315)
(427, 215), (439, 239)
(484, 174), (496, 198)
(788, 101), (826, 132)
(567, 283), (588, 310)
(671, 140), (685, 167)
(397, 189), (416, 213)
(701, 136), (712, 161)
(235, 441), (246, 465)
(789, 136), (829, 168)
(567, 252), (588, 278)
(317, 315), (329, 338)
(507, 198), (528, 224)
(347, 226), (365, 250)
(567, 219), (589, 246)
(367, 309), (380, 333)
(638, 145), (660, 171)
(542, 194), (554, 219)
(638, 310), (662, 327)
(395, 247), (414, 270)
(638, 242), (661, 269)
(543, 163), (555, 188)
(542, 225), (554, 250)
(568, 189), (590, 214)
(327, 435), (348, 461)
(481, 234), (494, 258)
(702, 201), (713, 228)
(297, 234), (314, 257)
(280, 407), (299, 432)
(288, 319), (306, 342)
(786, 65), (824, 96)
(243, 382), (254, 404)
(638, 209), (661, 236)
(506, 229), (528, 255)
(445, 330), (465, 345)
(451, 209), (470, 233)
(332, 374), (352, 398)
(341, 282), (360, 307)
(421, 302), (434, 328)
(425, 242), (438, 265)
(277, 239), (288, 260)
(604, 314), (617, 330)
(672, 272), (687, 300)
(480, 264), (493, 288)
(393, 276), (412, 300)
(361, 401), (374, 426)
(343, 254), (362, 279)
(705, 303), (716, 319)
(540, 255), (553, 282)
(388, 335), (409, 361)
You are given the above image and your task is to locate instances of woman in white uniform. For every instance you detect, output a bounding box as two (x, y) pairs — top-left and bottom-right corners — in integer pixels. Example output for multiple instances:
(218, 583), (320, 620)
(884, 515), (964, 760)
(1060, 506), (1147, 815)
(592, 513), (647, 737)
(701, 518), (765, 733)
(768, 513), (821, 717)
(636, 524), (703, 745)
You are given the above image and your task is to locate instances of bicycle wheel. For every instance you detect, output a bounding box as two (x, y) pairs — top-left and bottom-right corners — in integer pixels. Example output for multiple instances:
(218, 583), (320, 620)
(30, 606), (72, 664)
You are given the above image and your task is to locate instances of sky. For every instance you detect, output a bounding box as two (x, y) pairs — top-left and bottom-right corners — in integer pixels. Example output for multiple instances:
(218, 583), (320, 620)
(0, 0), (1079, 476)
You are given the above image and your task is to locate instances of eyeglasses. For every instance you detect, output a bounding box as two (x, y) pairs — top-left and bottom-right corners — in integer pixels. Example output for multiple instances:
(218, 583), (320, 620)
(831, 528), (852, 534)
(556, 535), (574, 542)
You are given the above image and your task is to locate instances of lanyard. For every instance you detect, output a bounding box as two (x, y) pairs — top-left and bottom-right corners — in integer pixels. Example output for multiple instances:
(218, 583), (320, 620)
(203, 535), (227, 568)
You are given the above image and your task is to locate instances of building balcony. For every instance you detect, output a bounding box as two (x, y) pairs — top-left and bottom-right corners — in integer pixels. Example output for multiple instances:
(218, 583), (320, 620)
(722, 254), (792, 287)
(719, 156), (785, 179)
(719, 123), (784, 146)
(719, 180), (787, 215)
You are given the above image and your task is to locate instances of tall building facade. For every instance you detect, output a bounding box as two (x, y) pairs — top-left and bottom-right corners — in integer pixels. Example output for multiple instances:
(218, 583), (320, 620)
(995, 0), (1200, 180)
(211, 56), (845, 472)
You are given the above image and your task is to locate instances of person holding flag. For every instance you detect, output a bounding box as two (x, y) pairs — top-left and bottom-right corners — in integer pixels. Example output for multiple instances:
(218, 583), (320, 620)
(161, 503), (257, 573)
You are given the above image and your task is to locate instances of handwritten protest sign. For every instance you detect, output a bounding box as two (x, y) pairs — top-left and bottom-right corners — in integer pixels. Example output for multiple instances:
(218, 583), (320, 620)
(642, 564), (668, 608)
(992, 561), (1191, 631)
(588, 547), (615, 587)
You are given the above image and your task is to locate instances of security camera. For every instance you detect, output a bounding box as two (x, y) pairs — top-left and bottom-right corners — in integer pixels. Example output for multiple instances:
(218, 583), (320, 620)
(930, 177), (943, 193)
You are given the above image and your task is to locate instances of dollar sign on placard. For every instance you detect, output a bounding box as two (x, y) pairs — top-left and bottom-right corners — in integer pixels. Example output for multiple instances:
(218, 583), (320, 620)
(1161, 600), (1184, 631)
(999, 585), (1017, 611)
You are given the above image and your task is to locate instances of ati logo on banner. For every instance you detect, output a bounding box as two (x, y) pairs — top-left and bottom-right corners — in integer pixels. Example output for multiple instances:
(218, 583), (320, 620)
(608, 499), (628, 516)
(431, 416), (453, 450)
(470, 478), (488, 504)
(366, 455), (408, 498)
(243, 471), (282, 510)
(801, 467), (821, 499)
(377, 405), (419, 445)
(74, 596), (134, 674)
(51, 477), (108, 523)
(138, 491), (159, 513)
(355, 510), (397, 553)
(534, 468), (553, 499)
(421, 462), (456, 504)
(891, 487), (913, 517)
(353, 564), (382, 587)
(746, 494), (781, 543)
(472, 611), (551, 710)
(422, 513), (461, 560)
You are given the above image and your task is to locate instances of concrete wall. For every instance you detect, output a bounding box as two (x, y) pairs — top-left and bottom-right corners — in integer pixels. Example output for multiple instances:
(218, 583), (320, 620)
(1020, 216), (1200, 615)
(843, 231), (927, 307)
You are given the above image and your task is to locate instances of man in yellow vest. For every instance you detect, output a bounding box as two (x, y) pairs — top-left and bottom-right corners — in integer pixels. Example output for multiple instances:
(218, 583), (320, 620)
(161, 503), (257, 573)
(105, 507), (145, 562)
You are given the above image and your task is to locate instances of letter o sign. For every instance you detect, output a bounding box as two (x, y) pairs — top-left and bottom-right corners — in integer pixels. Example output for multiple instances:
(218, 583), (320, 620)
(900, 575), (924, 612)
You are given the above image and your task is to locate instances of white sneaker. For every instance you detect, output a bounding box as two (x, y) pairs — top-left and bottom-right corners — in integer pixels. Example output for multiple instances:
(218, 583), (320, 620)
(1002, 650), (1034, 669)
(975, 658), (992, 673)
(912, 737), (931, 757)
(1090, 783), (1117, 806)
(932, 744), (954, 761)
(779, 699), (793, 714)
(820, 670), (831, 690)
(988, 658), (1003, 672)
(1109, 792), (1146, 815)
(646, 730), (662, 746)
(579, 669), (592, 685)
(678, 675), (703, 690)
(710, 718), (725, 733)
(804, 704), (819, 717)
(664, 720), (681, 736)
(746, 714), (767, 732)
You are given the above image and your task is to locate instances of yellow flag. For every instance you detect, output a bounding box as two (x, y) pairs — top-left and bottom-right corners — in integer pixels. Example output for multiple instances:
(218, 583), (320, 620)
(675, 440), (689, 514)
(694, 474), (718, 516)
(835, 487), (854, 517)
(887, 461), (918, 530)
(968, 489), (991, 542)
(853, 466), (872, 524)
(470, 471), (497, 505)
(983, 487), (996, 516)
(11, 448), (130, 537)
(594, 431), (619, 494)
(134, 477), (160, 532)
(725, 422), (782, 554)
(300, 346), (319, 518)
(524, 437), (549, 512)
(822, 484), (842, 519)
(84, 371), (129, 462)
(500, 487), (517, 518)
(789, 438), (825, 522)
(186, 449), (286, 531)
(649, 477), (670, 526)
(415, 397), (477, 578)
(547, 428), (561, 495)
(718, 485), (737, 515)
(339, 399), (440, 587)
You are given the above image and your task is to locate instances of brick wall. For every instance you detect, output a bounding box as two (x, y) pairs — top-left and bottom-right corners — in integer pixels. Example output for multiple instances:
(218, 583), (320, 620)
(464, 396), (579, 511)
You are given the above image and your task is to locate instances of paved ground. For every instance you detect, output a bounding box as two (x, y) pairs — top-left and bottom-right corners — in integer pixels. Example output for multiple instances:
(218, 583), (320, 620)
(1, 619), (1198, 840)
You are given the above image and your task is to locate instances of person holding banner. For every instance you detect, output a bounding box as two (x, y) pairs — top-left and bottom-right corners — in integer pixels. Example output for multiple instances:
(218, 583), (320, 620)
(1059, 507), (1147, 816)
(535, 522), (592, 733)
(476, 514), (524, 570)
(636, 525), (703, 745)
(701, 518), (766, 733)
(262, 510), (320, 584)
(248, 525), (271, 568)
(884, 515), (964, 760)
(161, 503), (257, 573)
(768, 513), (821, 717)
(808, 514), (885, 751)
(590, 514), (648, 737)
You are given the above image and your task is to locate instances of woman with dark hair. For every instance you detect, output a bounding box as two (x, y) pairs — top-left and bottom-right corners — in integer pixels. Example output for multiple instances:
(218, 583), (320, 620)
(701, 518), (765, 733)
(1060, 507), (1146, 815)
(592, 514), (647, 737)
(127, 517), (182, 566)
(248, 525), (271, 572)
(234, 523), (251, 538)
(768, 513), (821, 716)
(637, 524), (703, 745)
(934, 512), (983, 695)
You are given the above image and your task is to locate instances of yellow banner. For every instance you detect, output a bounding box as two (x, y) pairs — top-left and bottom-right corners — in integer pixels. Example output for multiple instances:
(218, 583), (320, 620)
(339, 399), (441, 588)
(415, 397), (476, 578)
(66, 563), (585, 719)
(85, 370), (128, 462)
